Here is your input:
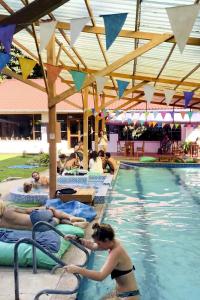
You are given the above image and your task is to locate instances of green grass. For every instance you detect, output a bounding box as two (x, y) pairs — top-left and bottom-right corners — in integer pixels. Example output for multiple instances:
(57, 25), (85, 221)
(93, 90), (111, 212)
(0, 154), (48, 182)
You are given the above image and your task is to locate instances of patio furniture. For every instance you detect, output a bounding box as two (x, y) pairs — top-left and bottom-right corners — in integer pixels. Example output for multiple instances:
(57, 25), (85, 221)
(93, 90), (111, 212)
(189, 142), (199, 157)
(125, 141), (134, 156)
(117, 141), (125, 153)
(136, 141), (145, 158)
(58, 188), (95, 205)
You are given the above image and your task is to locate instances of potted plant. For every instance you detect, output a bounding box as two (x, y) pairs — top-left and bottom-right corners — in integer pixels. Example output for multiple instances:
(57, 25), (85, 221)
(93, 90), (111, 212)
(181, 141), (191, 154)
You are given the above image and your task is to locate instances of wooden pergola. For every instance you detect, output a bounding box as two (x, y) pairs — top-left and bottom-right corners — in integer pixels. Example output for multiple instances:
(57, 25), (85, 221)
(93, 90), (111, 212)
(0, 0), (200, 197)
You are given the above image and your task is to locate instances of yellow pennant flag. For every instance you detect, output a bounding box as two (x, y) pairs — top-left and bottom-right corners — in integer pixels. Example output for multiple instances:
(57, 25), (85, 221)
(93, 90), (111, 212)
(152, 121), (157, 127)
(19, 57), (36, 80)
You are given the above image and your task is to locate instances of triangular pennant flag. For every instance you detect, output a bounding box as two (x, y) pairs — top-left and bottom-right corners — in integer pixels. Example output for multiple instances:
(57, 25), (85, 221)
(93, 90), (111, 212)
(19, 57), (36, 80)
(39, 21), (57, 52)
(0, 24), (16, 54)
(161, 112), (166, 119)
(94, 76), (107, 95)
(143, 85), (155, 104)
(127, 118), (132, 125)
(162, 123), (166, 128)
(70, 70), (87, 91)
(170, 112), (174, 120)
(157, 122), (162, 128)
(170, 123), (174, 129)
(187, 112), (193, 119)
(140, 121), (144, 126)
(70, 17), (90, 47)
(115, 110), (121, 117)
(100, 13), (128, 50)
(166, 4), (199, 53)
(116, 79), (129, 98)
(180, 112), (186, 119)
(144, 111), (149, 117)
(175, 123), (179, 129)
(184, 91), (193, 108)
(0, 52), (10, 71)
(46, 63), (62, 84)
(133, 120), (137, 126)
(152, 121), (157, 127)
(164, 89), (175, 105)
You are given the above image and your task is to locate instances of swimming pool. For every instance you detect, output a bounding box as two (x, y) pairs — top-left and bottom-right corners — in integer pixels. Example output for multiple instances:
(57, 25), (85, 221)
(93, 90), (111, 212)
(78, 166), (200, 300)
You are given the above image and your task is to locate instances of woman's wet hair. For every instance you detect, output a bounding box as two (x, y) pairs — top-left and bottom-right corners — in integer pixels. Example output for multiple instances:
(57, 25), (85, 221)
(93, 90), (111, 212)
(92, 223), (115, 242)
(23, 182), (33, 193)
(91, 151), (98, 162)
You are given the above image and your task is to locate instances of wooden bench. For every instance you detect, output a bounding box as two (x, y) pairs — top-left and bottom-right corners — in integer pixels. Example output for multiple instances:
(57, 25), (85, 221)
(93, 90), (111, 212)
(58, 188), (95, 205)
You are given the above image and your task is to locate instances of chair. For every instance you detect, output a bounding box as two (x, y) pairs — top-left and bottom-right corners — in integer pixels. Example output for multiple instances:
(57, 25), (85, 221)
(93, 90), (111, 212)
(117, 141), (125, 153)
(136, 141), (145, 158)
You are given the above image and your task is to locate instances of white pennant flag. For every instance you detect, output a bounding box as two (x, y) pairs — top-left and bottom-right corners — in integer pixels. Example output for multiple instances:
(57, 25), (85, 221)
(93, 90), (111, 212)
(70, 17), (90, 47)
(166, 4), (199, 53)
(164, 89), (175, 106)
(143, 85), (155, 104)
(94, 76), (107, 95)
(39, 21), (57, 52)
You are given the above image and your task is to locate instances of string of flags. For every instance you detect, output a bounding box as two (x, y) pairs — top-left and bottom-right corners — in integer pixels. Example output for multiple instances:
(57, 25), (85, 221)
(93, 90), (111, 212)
(0, 4), (200, 102)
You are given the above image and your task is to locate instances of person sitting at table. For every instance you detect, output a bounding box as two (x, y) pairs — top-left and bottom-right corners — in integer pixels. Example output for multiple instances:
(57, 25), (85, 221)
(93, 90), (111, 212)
(0, 200), (88, 230)
(159, 133), (172, 154)
(89, 151), (103, 173)
(57, 153), (68, 175)
(105, 152), (117, 175)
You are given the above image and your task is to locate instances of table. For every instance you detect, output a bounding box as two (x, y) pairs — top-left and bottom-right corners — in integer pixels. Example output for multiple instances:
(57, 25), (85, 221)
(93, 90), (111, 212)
(58, 188), (95, 205)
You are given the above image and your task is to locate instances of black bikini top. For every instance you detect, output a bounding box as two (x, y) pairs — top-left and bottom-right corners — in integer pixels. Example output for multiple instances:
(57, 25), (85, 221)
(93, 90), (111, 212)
(111, 265), (135, 280)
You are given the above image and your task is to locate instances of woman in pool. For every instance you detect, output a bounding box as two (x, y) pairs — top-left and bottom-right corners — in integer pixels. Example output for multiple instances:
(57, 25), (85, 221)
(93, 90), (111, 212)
(0, 200), (88, 230)
(64, 223), (140, 300)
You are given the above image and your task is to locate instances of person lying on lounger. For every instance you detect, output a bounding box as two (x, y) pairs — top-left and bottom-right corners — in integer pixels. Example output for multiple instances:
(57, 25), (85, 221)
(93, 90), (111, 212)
(0, 200), (88, 230)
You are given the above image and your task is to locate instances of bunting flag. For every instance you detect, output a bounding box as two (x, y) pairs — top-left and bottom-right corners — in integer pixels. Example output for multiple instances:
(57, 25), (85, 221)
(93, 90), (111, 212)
(116, 79), (129, 98)
(180, 112), (186, 119)
(70, 70), (87, 91)
(162, 123), (166, 128)
(187, 111), (193, 119)
(170, 123), (174, 129)
(166, 4), (199, 53)
(94, 76), (107, 95)
(39, 21), (57, 52)
(161, 112), (166, 119)
(133, 120), (137, 126)
(100, 13), (128, 50)
(19, 57), (36, 80)
(143, 85), (155, 104)
(144, 111), (149, 117)
(175, 123), (180, 129)
(70, 17), (90, 47)
(140, 121), (144, 126)
(0, 24), (16, 54)
(184, 91), (193, 108)
(115, 110), (121, 117)
(157, 122), (162, 128)
(127, 118), (132, 125)
(46, 63), (62, 84)
(152, 121), (157, 127)
(164, 89), (175, 106)
(170, 112), (174, 120)
(0, 52), (10, 71)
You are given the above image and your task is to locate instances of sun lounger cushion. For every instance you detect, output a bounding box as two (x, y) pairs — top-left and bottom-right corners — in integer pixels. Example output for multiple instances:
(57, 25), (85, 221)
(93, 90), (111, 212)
(0, 224), (84, 269)
(140, 156), (157, 162)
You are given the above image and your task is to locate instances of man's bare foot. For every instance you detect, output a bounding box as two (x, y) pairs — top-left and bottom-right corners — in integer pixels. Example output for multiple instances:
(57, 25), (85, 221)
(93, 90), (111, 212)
(70, 217), (86, 222)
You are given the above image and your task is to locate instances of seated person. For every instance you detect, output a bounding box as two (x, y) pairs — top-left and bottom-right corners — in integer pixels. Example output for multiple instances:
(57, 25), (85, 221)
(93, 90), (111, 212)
(159, 134), (172, 154)
(105, 152), (117, 174)
(0, 200), (88, 230)
(32, 171), (49, 188)
(89, 151), (103, 174)
(98, 150), (107, 170)
(74, 138), (84, 161)
(65, 153), (80, 171)
(57, 153), (68, 175)
(23, 182), (33, 193)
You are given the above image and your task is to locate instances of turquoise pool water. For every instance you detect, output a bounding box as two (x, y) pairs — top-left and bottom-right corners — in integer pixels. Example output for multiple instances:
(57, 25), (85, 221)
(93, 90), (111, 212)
(78, 167), (200, 300)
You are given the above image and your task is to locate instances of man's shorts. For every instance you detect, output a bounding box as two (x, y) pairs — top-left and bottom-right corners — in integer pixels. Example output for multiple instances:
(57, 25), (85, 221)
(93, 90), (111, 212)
(30, 209), (57, 231)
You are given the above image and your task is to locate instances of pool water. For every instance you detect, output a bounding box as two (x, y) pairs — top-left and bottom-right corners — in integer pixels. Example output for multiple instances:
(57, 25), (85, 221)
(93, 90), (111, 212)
(78, 167), (200, 300)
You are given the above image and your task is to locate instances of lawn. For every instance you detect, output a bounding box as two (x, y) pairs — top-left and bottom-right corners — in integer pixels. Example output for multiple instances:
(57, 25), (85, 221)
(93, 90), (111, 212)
(0, 154), (48, 182)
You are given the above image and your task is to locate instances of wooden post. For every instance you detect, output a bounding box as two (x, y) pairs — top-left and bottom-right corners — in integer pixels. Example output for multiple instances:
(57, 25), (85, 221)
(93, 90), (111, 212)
(47, 34), (57, 199)
(82, 87), (89, 169)
(94, 92), (99, 152)
(101, 94), (105, 132)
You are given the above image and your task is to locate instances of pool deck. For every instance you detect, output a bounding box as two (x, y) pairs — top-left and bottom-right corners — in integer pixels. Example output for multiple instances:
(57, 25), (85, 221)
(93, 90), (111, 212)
(0, 171), (107, 300)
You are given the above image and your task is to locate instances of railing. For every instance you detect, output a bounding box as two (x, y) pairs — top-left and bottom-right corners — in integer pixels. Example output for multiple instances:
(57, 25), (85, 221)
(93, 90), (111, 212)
(14, 221), (89, 300)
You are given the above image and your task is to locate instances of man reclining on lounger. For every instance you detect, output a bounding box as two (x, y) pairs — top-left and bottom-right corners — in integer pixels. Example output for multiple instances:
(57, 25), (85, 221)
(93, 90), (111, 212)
(0, 200), (88, 230)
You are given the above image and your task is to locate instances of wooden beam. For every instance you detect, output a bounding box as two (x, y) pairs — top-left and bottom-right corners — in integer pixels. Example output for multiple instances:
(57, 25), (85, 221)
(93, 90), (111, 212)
(47, 34), (57, 199)
(82, 87), (89, 169)
(60, 65), (200, 88)
(50, 33), (172, 107)
(0, 0), (70, 33)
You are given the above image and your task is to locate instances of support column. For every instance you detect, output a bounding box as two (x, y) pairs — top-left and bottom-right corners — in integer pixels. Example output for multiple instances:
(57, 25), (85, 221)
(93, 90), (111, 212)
(101, 94), (106, 132)
(47, 34), (57, 199)
(94, 92), (99, 152)
(83, 87), (89, 169)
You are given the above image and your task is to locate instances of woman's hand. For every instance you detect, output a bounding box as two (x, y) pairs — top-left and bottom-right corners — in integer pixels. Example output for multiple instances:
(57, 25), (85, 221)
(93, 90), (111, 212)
(64, 264), (82, 274)
(64, 234), (77, 241)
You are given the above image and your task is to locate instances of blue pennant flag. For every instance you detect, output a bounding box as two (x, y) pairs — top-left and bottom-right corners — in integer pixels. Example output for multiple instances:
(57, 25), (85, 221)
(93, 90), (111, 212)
(70, 70), (87, 91)
(0, 52), (10, 71)
(100, 13), (128, 50)
(184, 91), (193, 108)
(116, 79), (129, 98)
(0, 24), (16, 54)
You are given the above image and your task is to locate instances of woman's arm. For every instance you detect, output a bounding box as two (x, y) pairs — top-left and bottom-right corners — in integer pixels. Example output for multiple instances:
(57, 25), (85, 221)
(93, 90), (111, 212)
(64, 249), (119, 281)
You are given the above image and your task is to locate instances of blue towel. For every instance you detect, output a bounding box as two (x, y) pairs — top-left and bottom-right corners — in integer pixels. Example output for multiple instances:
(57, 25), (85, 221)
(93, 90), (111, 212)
(46, 199), (97, 222)
(0, 229), (60, 253)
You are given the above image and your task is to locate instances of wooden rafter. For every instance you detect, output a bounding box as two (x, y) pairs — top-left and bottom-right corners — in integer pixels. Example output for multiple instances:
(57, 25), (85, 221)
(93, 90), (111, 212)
(50, 33), (172, 107)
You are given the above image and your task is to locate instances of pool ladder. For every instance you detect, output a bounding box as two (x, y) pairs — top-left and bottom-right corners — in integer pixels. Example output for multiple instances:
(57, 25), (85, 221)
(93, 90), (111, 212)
(14, 221), (89, 300)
